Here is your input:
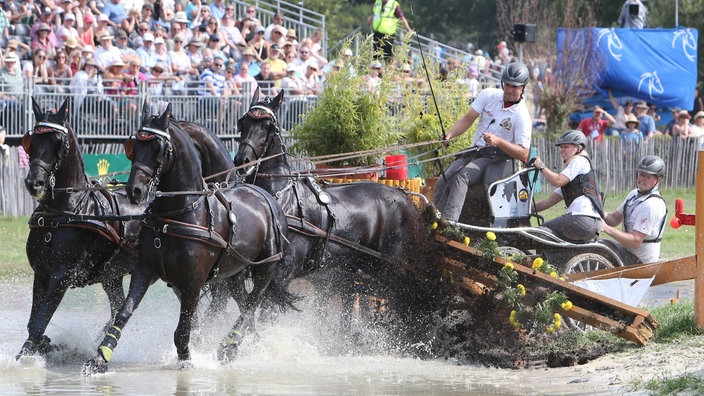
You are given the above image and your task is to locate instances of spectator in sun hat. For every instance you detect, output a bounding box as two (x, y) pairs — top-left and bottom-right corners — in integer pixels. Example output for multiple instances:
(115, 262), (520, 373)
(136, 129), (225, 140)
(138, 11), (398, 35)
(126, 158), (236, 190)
(32, 7), (59, 46)
(5, 38), (30, 62)
(690, 111), (704, 138)
(0, 53), (25, 112)
(283, 27), (299, 50)
(635, 100), (657, 139)
(185, 38), (205, 69)
(32, 23), (57, 59)
(304, 61), (321, 95)
(671, 109), (694, 139)
(93, 33), (121, 72)
(620, 113), (644, 155)
(268, 25), (287, 47)
(63, 36), (80, 53)
(263, 11), (284, 42)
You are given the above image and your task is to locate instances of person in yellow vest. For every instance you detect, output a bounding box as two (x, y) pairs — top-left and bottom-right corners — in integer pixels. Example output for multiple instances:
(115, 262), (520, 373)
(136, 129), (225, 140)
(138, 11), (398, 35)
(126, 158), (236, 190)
(367, 0), (412, 63)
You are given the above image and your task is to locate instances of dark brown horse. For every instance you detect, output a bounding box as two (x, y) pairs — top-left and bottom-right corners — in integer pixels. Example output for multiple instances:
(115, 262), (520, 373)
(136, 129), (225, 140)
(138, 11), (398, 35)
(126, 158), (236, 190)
(82, 104), (293, 373)
(18, 97), (146, 360)
(235, 89), (443, 344)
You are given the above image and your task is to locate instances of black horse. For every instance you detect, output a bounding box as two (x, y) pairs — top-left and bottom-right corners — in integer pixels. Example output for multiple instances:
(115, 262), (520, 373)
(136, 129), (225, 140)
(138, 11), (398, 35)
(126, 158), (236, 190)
(83, 104), (293, 374)
(235, 89), (443, 342)
(18, 97), (146, 359)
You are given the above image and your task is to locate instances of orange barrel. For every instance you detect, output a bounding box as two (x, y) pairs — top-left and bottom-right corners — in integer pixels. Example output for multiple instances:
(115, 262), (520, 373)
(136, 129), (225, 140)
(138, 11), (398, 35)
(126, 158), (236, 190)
(385, 154), (408, 180)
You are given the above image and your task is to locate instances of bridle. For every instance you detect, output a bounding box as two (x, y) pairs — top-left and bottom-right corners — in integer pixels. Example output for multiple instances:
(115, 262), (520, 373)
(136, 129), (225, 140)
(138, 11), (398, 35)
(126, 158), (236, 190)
(125, 125), (174, 197)
(23, 121), (71, 197)
(237, 103), (282, 177)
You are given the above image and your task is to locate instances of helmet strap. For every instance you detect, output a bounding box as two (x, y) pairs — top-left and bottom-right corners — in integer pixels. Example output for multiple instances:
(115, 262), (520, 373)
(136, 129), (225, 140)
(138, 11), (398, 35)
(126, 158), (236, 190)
(501, 83), (525, 106)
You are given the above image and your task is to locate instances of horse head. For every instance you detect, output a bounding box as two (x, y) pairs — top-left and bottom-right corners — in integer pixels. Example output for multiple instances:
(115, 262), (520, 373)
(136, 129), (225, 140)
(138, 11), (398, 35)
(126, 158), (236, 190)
(23, 97), (77, 200)
(124, 102), (176, 205)
(234, 88), (285, 176)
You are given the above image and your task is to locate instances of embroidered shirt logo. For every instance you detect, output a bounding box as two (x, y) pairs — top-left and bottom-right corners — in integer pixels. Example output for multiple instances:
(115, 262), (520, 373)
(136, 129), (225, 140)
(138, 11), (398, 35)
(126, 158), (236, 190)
(499, 117), (512, 130)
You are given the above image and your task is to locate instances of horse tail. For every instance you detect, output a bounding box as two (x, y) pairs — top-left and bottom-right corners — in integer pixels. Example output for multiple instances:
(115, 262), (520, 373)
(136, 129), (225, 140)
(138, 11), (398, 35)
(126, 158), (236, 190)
(263, 276), (302, 312)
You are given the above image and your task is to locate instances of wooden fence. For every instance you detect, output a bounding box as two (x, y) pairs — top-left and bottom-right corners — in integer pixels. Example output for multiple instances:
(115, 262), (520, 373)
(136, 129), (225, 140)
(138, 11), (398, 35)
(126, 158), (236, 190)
(0, 134), (700, 217)
(533, 134), (699, 193)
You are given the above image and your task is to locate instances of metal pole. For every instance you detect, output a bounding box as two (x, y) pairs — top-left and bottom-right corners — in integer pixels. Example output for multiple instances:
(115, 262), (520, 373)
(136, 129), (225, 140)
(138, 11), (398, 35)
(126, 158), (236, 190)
(519, 43), (524, 64)
(675, 0), (679, 27)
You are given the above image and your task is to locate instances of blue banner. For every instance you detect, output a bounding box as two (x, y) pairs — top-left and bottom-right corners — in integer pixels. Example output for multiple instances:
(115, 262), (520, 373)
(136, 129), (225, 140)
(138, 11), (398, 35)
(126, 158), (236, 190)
(557, 27), (698, 110)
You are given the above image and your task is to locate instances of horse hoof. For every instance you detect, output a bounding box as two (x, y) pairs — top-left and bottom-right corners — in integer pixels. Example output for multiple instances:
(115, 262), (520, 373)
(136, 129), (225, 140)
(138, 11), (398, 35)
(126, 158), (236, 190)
(179, 360), (194, 370)
(217, 343), (239, 364)
(81, 356), (109, 375)
(15, 335), (57, 360)
(36, 335), (60, 355)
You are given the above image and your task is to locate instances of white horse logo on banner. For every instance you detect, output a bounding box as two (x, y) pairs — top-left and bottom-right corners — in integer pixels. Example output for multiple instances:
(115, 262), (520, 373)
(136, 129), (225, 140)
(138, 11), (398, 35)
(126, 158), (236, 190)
(596, 28), (623, 61)
(672, 29), (697, 62)
(638, 71), (664, 99)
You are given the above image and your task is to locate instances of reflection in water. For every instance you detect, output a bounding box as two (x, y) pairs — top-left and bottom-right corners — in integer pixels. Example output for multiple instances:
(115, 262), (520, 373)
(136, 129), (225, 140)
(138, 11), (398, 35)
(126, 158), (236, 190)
(1, 276), (690, 394)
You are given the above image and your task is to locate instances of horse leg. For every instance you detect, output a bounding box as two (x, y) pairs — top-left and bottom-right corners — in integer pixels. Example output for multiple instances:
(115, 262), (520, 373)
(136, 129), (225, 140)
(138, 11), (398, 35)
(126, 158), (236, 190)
(82, 264), (154, 375)
(173, 287), (200, 369)
(101, 276), (126, 328)
(17, 274), (69, 359)
(217, 264), (275, 363)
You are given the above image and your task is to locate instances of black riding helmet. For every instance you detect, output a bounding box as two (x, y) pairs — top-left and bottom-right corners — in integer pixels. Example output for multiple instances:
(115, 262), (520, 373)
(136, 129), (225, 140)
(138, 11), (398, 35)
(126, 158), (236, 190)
(636, 155), (665, 178)
(555, 130), (588, 150)
(501, 62), (529, 104)
(501, 62), (530, 87)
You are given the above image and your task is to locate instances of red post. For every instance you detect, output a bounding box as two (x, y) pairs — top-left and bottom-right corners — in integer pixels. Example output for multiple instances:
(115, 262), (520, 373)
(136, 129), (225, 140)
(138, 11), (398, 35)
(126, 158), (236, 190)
(696, 152), (704, 327)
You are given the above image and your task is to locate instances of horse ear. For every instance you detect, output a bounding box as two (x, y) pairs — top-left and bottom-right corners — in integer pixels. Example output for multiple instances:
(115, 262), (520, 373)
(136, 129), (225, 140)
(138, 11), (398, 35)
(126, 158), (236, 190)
(141, 101), (150, 125)
(32, 97), (42, 121)
(271, 90), (284, 111)
(250, 87), (260, 107)
(156, 103), (171, 129)
(56, 97), (71, 122)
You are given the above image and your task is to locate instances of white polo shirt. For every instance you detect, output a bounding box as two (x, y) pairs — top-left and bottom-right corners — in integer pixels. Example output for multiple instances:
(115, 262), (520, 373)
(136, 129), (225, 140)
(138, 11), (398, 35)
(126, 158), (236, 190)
(469, 87), (532, 149)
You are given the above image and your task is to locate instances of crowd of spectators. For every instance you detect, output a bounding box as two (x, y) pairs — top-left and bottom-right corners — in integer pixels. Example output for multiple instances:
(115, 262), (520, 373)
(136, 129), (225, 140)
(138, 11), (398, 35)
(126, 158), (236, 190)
(0, 0), (340, 106)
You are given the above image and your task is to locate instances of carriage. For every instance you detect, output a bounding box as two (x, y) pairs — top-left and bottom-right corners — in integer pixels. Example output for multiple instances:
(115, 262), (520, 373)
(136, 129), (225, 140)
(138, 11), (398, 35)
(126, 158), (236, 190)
(446, 162), (626, 275)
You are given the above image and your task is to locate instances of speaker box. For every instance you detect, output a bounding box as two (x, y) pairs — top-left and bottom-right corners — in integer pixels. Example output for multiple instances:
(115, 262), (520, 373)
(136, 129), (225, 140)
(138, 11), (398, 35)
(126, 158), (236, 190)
(512, 23), (536, 43)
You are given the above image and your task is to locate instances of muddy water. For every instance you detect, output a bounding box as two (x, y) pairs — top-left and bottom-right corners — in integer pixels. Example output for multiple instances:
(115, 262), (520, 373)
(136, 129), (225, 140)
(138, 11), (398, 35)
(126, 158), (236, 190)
(0, 276), (690, 395)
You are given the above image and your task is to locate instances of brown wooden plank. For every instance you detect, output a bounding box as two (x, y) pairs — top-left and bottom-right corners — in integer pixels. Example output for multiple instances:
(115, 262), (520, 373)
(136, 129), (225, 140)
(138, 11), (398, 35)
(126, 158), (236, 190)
(563, 256), (696, 286)
(560, 306), (651, 346)
(436, 235), (660, 344)
(441, 236), (655, 318)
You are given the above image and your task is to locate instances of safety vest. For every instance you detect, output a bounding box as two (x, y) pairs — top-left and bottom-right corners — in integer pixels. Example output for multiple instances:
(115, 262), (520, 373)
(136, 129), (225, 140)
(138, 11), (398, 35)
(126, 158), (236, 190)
(372, 0), (399, 35)
(560, 156), (605, 218)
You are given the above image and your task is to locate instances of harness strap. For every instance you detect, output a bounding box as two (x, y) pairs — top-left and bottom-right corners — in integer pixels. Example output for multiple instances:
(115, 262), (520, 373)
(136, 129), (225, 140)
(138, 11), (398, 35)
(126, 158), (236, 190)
(284, 214), (395, 262)
(623, 192), (668, 243)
